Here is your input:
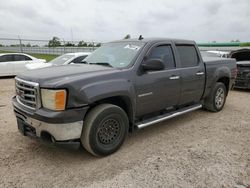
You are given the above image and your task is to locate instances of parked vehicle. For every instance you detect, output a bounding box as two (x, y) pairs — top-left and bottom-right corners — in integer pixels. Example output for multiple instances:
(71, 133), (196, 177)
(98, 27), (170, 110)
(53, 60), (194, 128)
(26, 52), (91, 70)
(230, 49), (250, 89)
(12, 38), (237, 156)
(0, 53), (46, 76)
(201, 50), (230, 58)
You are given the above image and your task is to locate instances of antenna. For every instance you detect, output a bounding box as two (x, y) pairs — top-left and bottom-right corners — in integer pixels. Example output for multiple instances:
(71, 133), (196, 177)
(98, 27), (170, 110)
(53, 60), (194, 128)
(138, 35), (144, 40)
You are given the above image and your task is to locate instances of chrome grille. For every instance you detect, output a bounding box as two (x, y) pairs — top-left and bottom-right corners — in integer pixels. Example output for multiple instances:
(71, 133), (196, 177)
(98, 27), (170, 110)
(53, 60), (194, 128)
(15, 77), (40, 110)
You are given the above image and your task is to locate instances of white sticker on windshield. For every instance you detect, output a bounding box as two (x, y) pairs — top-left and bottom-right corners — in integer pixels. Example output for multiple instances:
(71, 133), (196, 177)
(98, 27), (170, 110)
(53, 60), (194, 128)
(124, 44), (140, 51)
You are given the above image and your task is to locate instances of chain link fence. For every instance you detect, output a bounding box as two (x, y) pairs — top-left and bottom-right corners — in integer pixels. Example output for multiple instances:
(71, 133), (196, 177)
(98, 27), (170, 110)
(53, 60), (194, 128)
(0, 37), (100, 55)
(1, 37), (250, 55)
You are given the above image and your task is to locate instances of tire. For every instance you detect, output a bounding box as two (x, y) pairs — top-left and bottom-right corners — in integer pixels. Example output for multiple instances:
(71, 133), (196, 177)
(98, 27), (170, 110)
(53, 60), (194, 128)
(203, 82), (227, 112)
(81, 104), (129, 156)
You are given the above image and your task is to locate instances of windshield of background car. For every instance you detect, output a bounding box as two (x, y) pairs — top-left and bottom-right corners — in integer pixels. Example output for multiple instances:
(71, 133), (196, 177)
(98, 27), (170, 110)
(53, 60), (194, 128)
(83, 42), (145, 68)
(49, 54), (75, 65)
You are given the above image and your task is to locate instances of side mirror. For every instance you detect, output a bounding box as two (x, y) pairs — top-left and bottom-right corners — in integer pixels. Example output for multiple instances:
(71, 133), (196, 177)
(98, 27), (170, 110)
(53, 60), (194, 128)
(141, 59), (164, 71)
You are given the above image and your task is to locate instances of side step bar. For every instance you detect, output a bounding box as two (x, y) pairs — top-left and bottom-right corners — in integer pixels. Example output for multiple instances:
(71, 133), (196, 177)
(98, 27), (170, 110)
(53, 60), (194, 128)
(136, 104), (202, 129)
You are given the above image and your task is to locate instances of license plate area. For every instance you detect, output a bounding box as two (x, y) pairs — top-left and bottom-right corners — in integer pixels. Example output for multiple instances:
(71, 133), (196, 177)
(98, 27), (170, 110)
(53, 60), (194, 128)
(17, 118), (36, 137)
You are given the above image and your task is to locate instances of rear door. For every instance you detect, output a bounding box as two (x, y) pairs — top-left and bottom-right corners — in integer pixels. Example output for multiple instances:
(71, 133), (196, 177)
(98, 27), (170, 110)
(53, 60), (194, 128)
(0, 55), (14, 76)
(175, 44), (205, 105)
(13, 54), (32, 74)
(135, 43), (181, 116)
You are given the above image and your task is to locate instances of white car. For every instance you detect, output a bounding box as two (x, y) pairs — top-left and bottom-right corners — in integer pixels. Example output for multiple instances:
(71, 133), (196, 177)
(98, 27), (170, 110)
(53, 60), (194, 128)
(206, 50), (230, 58)
(0, 53), (46, 76)
(26, 52), (91, 70)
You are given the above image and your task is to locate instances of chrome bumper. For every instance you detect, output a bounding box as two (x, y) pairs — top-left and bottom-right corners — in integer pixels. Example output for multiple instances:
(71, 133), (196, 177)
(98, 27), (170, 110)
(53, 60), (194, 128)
(16, 115), (83, 141)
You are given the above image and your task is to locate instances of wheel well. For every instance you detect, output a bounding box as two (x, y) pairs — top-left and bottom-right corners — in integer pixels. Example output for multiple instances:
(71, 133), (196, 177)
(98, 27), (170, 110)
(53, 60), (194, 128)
(89, 96), (134, 132)
(217, 77), (229, 93)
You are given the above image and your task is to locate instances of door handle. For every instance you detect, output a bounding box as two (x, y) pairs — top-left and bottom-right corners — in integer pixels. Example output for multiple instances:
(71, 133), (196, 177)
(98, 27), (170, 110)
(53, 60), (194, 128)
(169, 75), (180, 80)
(196, 71), (204, 76)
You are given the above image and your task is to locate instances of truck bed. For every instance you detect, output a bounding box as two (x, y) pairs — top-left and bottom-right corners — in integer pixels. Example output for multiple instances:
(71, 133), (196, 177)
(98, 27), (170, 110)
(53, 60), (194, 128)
(202, 57), (236, 98)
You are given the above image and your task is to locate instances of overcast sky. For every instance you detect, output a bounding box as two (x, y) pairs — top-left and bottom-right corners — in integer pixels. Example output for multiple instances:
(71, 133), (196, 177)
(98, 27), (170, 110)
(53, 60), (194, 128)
(0, 0), (249, 43)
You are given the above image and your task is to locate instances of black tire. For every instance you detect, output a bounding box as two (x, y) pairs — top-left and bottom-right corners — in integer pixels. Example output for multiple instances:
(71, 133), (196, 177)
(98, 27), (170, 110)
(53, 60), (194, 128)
(81, 104), (129, 156)
(204, 82), (227, 112)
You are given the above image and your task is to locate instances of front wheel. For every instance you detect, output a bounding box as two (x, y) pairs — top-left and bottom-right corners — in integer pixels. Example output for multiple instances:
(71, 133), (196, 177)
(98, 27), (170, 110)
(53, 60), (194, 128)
(204, 82), (227, 112)
(81, 104), (129, 156)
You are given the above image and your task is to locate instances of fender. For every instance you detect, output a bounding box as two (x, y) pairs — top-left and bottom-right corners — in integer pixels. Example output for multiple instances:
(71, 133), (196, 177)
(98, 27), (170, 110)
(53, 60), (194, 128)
(204, 65), (231, 98)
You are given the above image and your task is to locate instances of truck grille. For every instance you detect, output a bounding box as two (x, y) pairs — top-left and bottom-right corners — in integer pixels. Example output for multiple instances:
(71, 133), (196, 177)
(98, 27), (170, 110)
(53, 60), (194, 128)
(15, 77), (40, 110)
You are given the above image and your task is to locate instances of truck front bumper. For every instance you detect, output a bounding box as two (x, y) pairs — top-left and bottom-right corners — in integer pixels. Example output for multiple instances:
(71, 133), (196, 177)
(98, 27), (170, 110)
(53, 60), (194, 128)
(12, 96), (89, 143)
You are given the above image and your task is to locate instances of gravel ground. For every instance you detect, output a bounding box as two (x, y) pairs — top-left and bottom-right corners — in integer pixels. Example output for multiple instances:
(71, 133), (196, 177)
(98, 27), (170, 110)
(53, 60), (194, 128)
(0, 78), (249, 188)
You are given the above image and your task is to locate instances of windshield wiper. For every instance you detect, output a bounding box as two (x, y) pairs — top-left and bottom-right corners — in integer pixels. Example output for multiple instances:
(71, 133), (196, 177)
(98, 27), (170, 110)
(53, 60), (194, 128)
(89, 62), (113, 67)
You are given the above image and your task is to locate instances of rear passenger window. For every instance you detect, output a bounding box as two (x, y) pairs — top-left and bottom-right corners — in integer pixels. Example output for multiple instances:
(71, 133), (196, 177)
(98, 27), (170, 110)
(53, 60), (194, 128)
(176, 45), (199, 67)
(148, 45), (175, 69)
(0, 55), (14, 62)
(14, 55), (31, 61)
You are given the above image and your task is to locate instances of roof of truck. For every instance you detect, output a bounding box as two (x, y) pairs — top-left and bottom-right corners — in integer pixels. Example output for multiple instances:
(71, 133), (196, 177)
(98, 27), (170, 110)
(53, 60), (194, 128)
(111, 38), (195, 44)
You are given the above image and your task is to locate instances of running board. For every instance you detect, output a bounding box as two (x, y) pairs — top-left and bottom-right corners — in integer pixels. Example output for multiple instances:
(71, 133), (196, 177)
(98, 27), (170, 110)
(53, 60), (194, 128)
(136, 104), (202, 129)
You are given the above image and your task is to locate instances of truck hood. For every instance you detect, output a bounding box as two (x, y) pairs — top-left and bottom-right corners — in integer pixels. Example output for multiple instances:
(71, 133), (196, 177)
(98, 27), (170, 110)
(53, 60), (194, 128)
(17, 64), (116, 86)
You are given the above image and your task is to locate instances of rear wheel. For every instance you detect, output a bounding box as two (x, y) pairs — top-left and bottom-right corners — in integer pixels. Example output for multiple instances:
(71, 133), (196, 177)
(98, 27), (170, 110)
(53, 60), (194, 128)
(204, 82), (227, 112)
(81, 104), (129, 156)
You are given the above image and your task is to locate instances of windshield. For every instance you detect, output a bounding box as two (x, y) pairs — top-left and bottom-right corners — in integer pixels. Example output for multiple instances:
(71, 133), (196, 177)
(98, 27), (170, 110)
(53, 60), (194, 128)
(83, 42), (145, 68)
(49, 54), (75, 65)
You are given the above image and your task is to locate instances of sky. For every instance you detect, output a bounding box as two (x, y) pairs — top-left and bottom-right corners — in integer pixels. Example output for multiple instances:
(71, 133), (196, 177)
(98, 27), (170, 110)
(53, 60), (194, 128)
(0, 0), (249, 43)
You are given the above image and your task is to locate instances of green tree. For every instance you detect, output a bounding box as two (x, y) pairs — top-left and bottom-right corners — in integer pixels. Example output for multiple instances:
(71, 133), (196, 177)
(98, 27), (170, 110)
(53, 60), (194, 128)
(78, 41), (88, 47)
(95, 43), (101, 47)
(65, 42), (75, 47)
(88, 43), (94, 47)
(48, 37), (61, 47)
(124, 34), (131, 39)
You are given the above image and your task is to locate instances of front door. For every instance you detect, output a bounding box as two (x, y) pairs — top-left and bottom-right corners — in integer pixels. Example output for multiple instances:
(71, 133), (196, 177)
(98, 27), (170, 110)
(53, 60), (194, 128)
(135, 43), (181, 117)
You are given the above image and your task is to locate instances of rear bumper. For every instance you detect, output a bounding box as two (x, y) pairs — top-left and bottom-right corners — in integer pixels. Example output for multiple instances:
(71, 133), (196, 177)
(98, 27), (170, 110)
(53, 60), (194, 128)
(12, 96), (88, 142)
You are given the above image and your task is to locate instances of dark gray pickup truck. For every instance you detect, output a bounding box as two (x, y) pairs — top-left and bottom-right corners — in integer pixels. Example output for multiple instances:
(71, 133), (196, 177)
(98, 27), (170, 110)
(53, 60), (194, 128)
(12, 38), (237, 156)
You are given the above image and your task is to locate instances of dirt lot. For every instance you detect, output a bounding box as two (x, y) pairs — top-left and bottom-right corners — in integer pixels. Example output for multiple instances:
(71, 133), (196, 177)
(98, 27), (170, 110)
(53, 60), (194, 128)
(0, 78), (249, 188)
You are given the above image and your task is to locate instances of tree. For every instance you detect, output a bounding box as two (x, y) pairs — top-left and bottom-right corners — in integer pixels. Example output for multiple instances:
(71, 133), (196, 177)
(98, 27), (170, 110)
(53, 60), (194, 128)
(26, 43), (31, 47)
(95, 43), (101, 47)
(124, 34), (131, 39)
(231, 39), (240, 42)
(88, 43), (94, 47)
(78, 40), (88, 47)
(65, 42), (75, 47)
(48, 37), (61, 47)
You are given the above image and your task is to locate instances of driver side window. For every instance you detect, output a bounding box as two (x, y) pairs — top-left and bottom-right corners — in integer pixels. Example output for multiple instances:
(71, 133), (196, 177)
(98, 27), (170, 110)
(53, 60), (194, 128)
(147, 45), (176, 69)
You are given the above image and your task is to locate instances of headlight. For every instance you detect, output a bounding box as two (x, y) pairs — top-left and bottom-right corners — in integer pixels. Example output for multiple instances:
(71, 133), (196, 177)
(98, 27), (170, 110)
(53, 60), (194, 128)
(41, 89), (67, 111)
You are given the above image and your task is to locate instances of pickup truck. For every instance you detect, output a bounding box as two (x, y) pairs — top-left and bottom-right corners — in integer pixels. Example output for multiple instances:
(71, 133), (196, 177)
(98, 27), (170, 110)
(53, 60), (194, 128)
(12, 38), (237, 156)
(230, 49), (250, 89)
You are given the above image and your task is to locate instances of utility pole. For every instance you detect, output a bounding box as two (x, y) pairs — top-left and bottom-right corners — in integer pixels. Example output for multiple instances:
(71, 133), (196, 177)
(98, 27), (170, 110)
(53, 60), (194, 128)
(18, 35), (23, 53)
(71, 28), (73, 44)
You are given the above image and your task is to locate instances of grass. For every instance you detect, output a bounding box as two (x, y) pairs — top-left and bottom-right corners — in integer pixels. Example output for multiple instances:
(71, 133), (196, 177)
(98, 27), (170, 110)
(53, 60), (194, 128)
(0, 51), (58, 62)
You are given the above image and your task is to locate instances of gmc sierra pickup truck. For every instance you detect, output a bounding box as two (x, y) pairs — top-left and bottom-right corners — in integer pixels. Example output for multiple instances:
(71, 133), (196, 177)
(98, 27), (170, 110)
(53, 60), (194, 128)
(12, 38), (237, 156)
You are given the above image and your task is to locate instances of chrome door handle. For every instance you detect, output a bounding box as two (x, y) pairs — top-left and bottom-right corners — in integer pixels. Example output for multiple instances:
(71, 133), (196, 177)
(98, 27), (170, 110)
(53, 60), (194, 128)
(196, 72), (204, 76)
(169, 75), (180, 80)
